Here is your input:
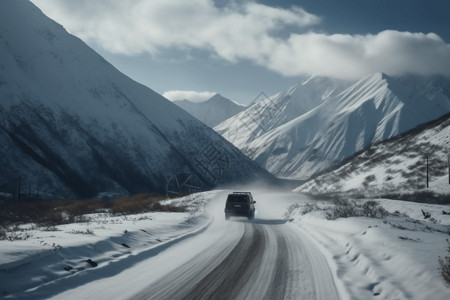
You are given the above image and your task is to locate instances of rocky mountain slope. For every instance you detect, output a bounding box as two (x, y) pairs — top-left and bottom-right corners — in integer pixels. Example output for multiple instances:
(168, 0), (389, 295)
(0, 0), (273, 199)
(296, 113), (450, 197)
(217, 73), (450, 180)
(215, 76), (351, 148)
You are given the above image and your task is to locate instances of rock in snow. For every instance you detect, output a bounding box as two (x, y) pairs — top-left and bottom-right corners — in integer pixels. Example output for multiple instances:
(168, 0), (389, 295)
(0, 0), (273, 199)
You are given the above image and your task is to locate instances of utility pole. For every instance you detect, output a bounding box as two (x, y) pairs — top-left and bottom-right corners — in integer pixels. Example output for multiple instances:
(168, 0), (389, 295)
(426, 155), (429, 188)
(448, 154), (450, 185)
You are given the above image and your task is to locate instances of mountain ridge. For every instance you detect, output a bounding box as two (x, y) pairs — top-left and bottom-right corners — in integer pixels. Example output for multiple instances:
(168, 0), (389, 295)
(215, 75), (352, 148)
(216, 72), (450, 180)
(174, 93), (245, 128)
(296, 111), (450, 196)
(0, 0), (273, 199)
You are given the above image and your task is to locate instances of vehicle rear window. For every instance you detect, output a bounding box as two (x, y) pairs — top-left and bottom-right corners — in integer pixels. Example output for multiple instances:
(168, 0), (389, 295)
(227, 195), (248, 203)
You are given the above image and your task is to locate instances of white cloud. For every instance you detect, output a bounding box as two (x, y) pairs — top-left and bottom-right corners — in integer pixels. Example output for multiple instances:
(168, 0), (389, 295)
(163, 90), (216, 102)
(31, 0), (319, 55)
(31, 0), (450, 80)
(267, 30), (450, 79)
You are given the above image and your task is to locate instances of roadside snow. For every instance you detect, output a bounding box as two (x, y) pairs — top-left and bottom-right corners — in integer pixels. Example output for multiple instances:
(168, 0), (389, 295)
(287, 197), (450, 300)
(1, 190), (449, 299)
(0, 191), (215, 299)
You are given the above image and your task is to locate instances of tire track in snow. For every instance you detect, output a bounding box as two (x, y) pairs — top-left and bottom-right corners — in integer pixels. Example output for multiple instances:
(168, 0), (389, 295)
(182, 223), (264, 300)
(130, 220), (339, 300)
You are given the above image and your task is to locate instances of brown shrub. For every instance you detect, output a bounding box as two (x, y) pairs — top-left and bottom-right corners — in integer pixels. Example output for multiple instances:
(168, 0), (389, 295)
(63, 200), (106, 216)
(0, 193), (183, 226)
(440, 240), (450, 285)
(111, 193), (185, 215)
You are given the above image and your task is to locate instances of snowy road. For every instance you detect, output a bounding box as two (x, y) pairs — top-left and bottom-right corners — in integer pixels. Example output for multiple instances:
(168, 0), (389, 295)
(4, 190), (450, 299)
(129, 191), (339, 300)
(14, 191), (341, 300)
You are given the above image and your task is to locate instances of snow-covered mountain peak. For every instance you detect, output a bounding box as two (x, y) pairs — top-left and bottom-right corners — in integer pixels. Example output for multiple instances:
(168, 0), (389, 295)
(174, 94), (245, 127)
(217, 71), (450, 180)
(215, 76), (352, 148)
(208, 93), (230, 103)
(0, 0), (273, 198)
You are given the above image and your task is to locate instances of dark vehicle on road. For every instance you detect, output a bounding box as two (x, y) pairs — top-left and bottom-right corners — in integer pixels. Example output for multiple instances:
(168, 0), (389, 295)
(224, 192), (256, 220)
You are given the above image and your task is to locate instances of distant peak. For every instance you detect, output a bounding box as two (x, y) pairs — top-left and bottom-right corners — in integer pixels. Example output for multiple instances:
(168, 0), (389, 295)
(209, 93), (223, 100)
(380, 72), (389, 80)
(301, 75), (318, 85)
(359, 72), (392, 84)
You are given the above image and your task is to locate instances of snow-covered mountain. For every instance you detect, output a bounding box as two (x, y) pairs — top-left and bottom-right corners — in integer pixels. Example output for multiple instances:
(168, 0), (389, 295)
(296, 112), (450, 196)
(215, 76), (351, 148)
(174, 94), (245, 128)
(0, 0), (273, 199)
(217, 73), (450, 180)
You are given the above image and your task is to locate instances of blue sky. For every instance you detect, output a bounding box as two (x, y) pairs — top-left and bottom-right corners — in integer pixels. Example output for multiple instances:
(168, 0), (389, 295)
(31, 0), (450, 104)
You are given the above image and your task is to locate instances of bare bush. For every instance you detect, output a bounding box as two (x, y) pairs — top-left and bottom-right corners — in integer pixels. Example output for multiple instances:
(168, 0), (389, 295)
(362, 175), (376, 188)
(362, 200), (389, 218)
(302, 202), (320, 215)
(439, 240), (450, 285)
(70, 228), (94, 235)
(111, 193), (185, 215)
(326, 199), (389, 220)
(284, 203), (301, 219)
(326, 199), (359, 220)
(63, 200), (106, 217)
(0, 225), (32, 241)
(0, 225), (6, 240)
(0, 192), (174, 227)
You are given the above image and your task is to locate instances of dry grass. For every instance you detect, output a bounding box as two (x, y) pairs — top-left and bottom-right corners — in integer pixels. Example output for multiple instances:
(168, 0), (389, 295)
(439, 240), (450, 285)
(111, 193), (185, 215)
(0, 193), (184, 230)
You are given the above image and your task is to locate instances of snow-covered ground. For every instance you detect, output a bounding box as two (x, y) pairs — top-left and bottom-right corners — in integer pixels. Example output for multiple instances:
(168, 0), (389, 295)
(0, 192), (213, 299)
(1, 190), (449, 299)
(297, 111), (450, 196)
(286, 197), (450, 299)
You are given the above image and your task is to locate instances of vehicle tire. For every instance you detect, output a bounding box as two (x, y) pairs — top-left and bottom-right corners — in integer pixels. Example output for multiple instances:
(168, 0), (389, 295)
(225, 214), (230, 220)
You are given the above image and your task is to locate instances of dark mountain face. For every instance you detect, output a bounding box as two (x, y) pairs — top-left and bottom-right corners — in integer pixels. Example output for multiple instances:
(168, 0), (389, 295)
(0, 0), (273, 199)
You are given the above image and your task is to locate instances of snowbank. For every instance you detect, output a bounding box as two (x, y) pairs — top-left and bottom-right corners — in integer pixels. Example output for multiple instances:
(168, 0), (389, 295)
(287, 198), (450, 299)
(0, 192), (215, 299)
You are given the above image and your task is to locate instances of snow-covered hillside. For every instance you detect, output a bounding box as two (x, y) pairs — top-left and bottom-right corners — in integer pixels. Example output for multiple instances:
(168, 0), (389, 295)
(174, 94), (245, 128)
(0, 0), (272, 199)
(218, 73), (450, 180)
(215, 76), (351, 148)
(296, 113), (450, 196)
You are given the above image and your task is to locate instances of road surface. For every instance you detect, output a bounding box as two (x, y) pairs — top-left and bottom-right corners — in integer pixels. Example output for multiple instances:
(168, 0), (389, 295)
(130, 191), (339, 300)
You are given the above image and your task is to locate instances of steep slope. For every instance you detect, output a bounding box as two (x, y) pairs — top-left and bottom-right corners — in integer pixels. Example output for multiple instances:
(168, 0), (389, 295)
(174, 94), (245, 128)
(0, 0), (272, 199)
(215, 76), (352, 149)
(241, 73), (450, 179)
(296, 113), (450, 196)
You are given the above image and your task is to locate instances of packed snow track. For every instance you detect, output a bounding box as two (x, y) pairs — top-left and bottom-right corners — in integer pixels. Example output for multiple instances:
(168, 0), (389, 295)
(130, 192), (339, 300)
(34, 191), (339, 300)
